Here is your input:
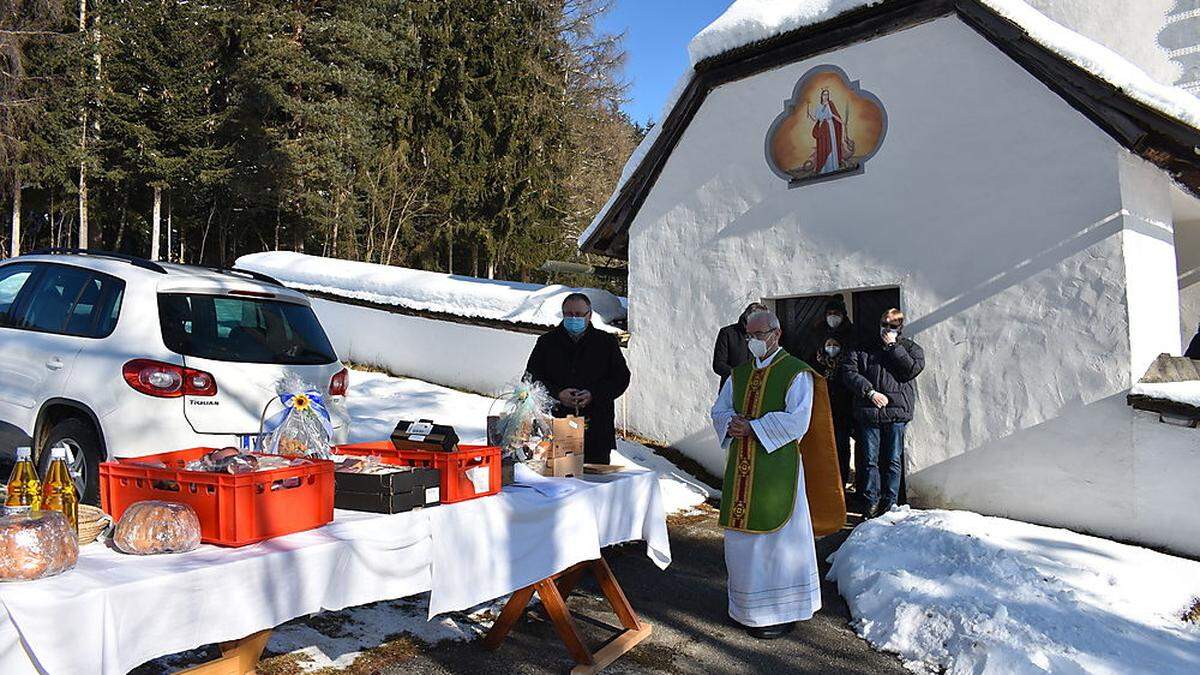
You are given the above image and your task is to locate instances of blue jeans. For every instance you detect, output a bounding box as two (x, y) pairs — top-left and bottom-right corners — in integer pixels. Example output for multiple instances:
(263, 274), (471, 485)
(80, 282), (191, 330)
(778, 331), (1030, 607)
(860, 421), (906, 507)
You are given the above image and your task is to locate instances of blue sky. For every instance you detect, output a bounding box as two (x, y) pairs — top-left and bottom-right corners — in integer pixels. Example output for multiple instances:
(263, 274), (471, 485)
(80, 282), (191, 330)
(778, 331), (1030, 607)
(599, 0), (731, 125)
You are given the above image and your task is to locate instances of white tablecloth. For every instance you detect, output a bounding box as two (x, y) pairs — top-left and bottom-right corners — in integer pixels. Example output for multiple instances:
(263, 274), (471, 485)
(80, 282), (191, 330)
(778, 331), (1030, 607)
(0, 470), (670, 675)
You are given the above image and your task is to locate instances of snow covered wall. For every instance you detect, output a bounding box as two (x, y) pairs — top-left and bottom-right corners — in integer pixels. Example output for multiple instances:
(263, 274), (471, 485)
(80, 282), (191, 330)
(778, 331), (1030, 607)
(618, 16), (1195, 554)
(236, 251), (627, 332)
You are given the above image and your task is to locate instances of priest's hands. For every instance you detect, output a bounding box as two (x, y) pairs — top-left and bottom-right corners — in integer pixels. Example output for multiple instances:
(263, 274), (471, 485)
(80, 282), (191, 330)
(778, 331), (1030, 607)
(728, 416), (752, 438)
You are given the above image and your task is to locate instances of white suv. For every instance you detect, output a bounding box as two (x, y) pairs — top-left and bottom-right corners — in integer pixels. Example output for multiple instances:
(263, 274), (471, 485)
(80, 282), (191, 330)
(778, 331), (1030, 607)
(0, 250), (349, 503)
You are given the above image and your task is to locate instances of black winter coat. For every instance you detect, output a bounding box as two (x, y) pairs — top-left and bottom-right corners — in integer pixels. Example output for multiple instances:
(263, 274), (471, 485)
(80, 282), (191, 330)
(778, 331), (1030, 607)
(713, 322), (753, 387)
(838, 337), (925, 424)
(1186, 329), (1200, 359)
(526, 325), (630, 462)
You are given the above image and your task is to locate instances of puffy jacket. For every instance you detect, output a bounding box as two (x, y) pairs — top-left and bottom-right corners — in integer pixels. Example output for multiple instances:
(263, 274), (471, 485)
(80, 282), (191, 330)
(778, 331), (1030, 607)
(838, 336), (925, 424)
(713, 322), (753, 388)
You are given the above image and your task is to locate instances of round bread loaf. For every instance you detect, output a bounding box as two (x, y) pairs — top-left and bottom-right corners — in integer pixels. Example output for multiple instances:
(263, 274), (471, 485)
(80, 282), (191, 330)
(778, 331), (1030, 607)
(113, 501), (202, 555)
(0, 511), (79, 581)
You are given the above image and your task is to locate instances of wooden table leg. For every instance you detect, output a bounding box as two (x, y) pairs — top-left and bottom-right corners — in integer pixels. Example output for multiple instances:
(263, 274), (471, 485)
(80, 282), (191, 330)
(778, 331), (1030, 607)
(482, 558), (653, 674)
(176, 629), (272, 675)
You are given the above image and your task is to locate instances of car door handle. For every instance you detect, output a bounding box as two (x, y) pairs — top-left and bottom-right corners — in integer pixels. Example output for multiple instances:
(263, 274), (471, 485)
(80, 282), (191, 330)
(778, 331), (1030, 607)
(46, 358), (64, 371)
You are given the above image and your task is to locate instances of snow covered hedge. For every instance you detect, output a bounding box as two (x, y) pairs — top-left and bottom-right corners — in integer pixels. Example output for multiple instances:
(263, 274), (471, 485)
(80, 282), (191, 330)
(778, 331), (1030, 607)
(236, 251), (627, 332)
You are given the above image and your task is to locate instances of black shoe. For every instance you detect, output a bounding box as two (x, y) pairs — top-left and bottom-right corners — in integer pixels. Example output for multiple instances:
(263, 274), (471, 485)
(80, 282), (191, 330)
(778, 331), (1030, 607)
(746, 622), (795, 640)
(860, 501), (879, 519)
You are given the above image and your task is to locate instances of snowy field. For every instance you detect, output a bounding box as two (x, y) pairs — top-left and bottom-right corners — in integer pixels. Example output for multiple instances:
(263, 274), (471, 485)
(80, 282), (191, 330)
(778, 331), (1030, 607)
(829, 508), (1200, 674)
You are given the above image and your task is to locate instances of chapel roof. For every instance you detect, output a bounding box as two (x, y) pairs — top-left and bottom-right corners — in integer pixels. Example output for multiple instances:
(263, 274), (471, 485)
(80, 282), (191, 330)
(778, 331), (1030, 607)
(580, 0), (1200, 259)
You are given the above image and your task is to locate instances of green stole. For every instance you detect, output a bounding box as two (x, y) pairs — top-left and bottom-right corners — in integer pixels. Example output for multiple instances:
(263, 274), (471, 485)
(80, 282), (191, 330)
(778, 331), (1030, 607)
(718, 350), (811, 533)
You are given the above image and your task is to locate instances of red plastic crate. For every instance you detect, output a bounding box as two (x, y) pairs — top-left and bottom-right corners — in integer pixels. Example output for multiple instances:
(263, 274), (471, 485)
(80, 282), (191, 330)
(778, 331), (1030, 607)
(334, 442), (502, 503)
(100, 447), (334, 547)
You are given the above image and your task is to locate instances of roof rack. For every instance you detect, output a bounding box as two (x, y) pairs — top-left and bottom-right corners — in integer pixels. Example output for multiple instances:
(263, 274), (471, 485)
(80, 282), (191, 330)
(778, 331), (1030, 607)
(185, 264), (284, 287)
(26, 248), (167, 274)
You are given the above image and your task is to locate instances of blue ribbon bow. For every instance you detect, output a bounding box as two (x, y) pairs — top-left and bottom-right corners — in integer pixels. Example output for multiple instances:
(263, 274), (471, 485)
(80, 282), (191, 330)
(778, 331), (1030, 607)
(260, 389), (334, 453)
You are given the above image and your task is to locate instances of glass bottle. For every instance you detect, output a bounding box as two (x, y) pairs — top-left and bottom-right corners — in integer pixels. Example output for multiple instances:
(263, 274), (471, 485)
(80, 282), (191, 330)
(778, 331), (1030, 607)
(41, 445), (78, 531)
(4, 446), (42, 515)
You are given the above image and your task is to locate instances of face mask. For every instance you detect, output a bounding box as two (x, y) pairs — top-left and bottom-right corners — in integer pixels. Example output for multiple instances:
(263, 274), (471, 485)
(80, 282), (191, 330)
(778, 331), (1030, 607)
(881, 327), (900, 340)
(748, 338), (768, 359)
(824, 345), (841, 357)
(826, 315), (843, 329)
(563, 317), (588, 335)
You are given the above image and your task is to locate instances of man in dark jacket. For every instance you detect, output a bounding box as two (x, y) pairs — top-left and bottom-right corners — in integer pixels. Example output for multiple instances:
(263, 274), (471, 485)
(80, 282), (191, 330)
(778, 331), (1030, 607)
(713, 302), (768, 388)
(838, 308), (925, 519)
(526, 293), (631, 464)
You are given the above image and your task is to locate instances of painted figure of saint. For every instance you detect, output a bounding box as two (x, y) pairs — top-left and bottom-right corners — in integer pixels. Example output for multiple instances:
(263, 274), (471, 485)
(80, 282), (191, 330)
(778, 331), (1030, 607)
(807, 88), (849, 174)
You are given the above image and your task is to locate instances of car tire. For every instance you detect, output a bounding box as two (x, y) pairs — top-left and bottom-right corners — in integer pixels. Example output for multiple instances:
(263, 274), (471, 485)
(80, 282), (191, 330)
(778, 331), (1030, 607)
(39, 417), (103, 506)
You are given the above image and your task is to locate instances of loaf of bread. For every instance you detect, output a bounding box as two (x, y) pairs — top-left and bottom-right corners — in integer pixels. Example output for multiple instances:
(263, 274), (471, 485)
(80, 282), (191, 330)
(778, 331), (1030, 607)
(113, 501), (202, 555)
(0, 511), (79, 581)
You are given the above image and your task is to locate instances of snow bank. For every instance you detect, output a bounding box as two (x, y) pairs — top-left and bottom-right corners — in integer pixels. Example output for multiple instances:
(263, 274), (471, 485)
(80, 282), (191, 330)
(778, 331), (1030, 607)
(829, 508), (1200, 674)
(236, 251), (626, 332)
(343, 369), (712, 515)
(1131, 380), (1200, 408)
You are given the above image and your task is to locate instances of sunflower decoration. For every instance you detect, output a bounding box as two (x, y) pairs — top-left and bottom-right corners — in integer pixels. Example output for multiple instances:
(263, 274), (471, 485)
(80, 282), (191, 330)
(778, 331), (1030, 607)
(291, 393), (312, 413)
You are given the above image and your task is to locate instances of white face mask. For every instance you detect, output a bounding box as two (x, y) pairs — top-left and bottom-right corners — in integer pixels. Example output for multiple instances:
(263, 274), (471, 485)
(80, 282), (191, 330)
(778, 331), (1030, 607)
(748, 338), (769, 359)
(826, 315), (843, 329)
(881, 327), (900, 340)
(824, 345), (841, 357)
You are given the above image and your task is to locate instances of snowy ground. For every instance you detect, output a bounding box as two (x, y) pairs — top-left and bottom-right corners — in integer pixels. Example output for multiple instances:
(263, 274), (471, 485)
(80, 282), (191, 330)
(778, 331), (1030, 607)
(829, 507), (1200, 674)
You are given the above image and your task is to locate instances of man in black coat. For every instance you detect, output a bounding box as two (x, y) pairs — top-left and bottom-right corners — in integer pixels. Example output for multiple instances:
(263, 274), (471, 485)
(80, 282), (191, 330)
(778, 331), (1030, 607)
(809, 297), (857, 492)
(713, 302), (767, 389)
(526, 293), (631, 464)
(838, 308), (925, 519)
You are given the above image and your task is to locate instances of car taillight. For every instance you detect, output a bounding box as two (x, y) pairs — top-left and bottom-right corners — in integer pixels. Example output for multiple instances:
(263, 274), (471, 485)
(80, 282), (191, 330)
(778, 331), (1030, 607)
(122, 359), (218, 398)
(329, 368), (348, 397)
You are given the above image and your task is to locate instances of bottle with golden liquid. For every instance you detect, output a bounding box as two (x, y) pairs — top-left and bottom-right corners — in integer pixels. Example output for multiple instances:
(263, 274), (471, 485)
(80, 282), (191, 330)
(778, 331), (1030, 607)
(41, 446), (78, 531)
(4, 446), (41, 515)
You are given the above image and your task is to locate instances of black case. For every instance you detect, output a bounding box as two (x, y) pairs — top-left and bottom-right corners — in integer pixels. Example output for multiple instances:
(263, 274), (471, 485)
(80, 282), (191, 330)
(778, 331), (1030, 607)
(391, 419), (459, 453)
(334, 466), (440, 494)
(335, 488), (440, 514)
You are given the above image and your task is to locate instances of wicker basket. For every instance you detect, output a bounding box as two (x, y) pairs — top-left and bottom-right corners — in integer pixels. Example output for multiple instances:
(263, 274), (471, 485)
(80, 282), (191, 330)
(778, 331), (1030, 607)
(77, 504), (112, 545)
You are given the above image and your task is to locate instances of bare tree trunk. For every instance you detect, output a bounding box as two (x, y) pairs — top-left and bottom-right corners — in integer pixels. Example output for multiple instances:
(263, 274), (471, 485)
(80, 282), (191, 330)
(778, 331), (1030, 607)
(77, 0), (88, 248)
(166, 192), (172, 262)
(151, 185), (162, 260)
(10, 176), (21, 257)
(446, 230), (453, 274)
(199, 202), (215, 264)
(472, 242), (479, 277)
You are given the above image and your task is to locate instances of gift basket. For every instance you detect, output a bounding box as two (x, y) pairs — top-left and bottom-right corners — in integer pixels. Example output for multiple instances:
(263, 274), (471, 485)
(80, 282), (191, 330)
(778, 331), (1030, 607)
(490, 376), (584, 477)
(257, 375), (335, 459)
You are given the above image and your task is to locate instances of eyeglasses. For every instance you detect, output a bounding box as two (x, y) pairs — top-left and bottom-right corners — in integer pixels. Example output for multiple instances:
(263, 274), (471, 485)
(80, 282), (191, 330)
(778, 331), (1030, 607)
(747, 329), (777, 340)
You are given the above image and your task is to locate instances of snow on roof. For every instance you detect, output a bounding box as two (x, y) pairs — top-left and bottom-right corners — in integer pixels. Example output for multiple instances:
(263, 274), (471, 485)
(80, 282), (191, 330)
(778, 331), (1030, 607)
(235, 251), (627, 332)
(580, 0), (1200, 250)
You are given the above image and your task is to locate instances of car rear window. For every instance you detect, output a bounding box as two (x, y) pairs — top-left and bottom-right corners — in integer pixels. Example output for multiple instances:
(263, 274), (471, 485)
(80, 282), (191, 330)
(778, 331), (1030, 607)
(158, 293), (337, 365)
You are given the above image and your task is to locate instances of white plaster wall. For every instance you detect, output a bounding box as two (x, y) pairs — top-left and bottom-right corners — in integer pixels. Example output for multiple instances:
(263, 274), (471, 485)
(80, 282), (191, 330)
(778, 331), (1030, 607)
(1117, 153), (1182, 378)
(1025, 0), (1180, 86)
(621, 17), (1194, 550)
(311, 298), (539, 396)
(1178, 219), (1200, 343)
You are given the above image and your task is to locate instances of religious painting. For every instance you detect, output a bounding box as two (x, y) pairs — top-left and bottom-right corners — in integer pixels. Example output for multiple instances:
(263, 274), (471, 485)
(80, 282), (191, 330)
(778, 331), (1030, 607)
(766, 65), (887, 186)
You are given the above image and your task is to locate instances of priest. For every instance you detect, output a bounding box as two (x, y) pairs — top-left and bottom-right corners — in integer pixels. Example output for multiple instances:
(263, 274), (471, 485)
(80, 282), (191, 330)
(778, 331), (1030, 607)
(710, 309), (825, 639)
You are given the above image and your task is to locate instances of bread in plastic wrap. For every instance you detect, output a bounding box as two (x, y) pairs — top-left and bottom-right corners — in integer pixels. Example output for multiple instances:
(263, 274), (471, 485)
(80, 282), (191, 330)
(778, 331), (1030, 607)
(113, 500), (202, 555)
(0, 511), (79, 581)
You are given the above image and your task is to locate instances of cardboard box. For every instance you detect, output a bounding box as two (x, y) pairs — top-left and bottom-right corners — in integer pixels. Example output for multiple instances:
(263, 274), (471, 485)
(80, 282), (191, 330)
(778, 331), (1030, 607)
(551, 416), (585, 457)
(391, 419), (459, 453)
(546, 453), (584, 478)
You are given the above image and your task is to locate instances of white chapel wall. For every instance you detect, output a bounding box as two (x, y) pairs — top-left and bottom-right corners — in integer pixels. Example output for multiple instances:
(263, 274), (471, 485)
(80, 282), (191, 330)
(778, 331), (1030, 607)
(1025, 0), (1180, 86)
(621, 16), (1196, 552)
